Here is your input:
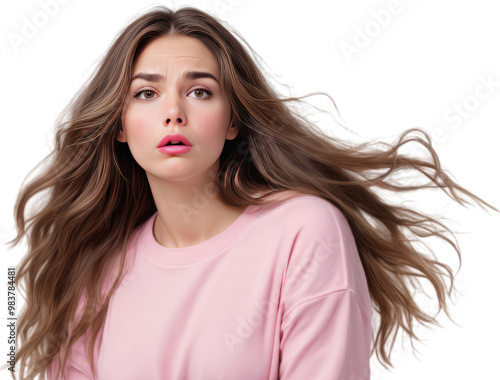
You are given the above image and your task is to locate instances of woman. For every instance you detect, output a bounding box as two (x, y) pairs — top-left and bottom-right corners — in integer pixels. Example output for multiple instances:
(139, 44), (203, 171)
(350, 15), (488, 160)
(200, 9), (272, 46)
(6, 5), (498, 380)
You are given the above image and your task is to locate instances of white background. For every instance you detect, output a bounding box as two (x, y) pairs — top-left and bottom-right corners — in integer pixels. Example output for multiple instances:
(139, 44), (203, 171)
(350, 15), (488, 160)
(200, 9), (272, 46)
(1, 0), (499, 379)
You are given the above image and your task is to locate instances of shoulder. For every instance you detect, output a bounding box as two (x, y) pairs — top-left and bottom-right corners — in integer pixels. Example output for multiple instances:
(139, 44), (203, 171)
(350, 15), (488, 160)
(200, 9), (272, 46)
(261, 191), (347, 231)
(276, 193), (365, 307)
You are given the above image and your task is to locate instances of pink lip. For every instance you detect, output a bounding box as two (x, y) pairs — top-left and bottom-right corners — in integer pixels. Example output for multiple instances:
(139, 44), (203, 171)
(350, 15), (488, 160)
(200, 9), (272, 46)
(157, 133), (192, 148)
(158, 145), (192, 155)
(157, 133), (192, 155)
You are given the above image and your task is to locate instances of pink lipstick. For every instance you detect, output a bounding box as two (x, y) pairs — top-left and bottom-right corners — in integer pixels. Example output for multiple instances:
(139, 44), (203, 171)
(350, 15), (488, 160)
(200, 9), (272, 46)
(157, 133), (192, 155)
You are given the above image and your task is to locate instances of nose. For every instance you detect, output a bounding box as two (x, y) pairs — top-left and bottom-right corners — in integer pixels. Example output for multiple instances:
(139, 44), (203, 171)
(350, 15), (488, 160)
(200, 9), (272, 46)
(165, 115), (185, 125)
(163, 97), (187, 128)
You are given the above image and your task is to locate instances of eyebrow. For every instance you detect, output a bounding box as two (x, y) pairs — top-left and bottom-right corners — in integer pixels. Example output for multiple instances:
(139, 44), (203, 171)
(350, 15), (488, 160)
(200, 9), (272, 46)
(130, 71), (219, 85)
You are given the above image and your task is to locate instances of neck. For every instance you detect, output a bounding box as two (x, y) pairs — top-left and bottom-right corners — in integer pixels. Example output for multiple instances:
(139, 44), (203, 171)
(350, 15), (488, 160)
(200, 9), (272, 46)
(146, 163), (245, 248)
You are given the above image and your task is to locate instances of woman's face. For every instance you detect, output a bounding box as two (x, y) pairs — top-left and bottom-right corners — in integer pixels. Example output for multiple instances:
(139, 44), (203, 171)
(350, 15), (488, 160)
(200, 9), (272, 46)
(118, 35), (238, 183)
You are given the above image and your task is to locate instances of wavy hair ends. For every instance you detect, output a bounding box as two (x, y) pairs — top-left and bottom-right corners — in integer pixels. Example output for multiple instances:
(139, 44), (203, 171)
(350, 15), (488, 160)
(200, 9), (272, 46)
(6, 4), (499, 380)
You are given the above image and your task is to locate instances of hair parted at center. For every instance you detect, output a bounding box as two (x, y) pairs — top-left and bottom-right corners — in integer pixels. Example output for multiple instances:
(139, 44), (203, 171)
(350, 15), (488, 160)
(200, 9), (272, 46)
(6, 4), (498, 380)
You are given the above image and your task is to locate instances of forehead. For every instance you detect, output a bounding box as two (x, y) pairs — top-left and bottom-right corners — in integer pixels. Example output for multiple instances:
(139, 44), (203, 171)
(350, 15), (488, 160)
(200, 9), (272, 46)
(133, 35), (219, 75)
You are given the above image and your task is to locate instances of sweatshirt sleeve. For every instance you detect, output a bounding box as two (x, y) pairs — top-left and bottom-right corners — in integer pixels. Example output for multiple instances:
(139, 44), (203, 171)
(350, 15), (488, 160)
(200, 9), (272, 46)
(46, 293), (98, 380)
(46, 334), (95, 380)
(279, 288), (371, 379)
(46, 256), (124, 380)
(278, 197), (372, 379)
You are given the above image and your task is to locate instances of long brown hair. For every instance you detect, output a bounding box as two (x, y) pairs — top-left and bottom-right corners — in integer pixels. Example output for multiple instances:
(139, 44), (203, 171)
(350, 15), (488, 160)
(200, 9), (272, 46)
(5, 5), (498, 379)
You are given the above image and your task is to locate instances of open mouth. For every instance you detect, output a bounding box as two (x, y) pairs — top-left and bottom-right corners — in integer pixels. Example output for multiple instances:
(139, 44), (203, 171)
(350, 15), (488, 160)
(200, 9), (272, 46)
(165, 142), (186, 146)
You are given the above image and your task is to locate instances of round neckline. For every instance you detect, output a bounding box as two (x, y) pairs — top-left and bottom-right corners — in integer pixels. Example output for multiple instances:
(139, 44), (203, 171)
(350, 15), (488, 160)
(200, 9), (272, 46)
(138, 204), (260, 266)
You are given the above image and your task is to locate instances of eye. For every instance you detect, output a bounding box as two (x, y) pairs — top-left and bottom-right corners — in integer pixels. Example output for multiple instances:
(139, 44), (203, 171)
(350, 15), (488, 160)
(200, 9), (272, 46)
(132, 87), (214, 102)
(133, 89), (157, 101)
(188, 87), (214, 100)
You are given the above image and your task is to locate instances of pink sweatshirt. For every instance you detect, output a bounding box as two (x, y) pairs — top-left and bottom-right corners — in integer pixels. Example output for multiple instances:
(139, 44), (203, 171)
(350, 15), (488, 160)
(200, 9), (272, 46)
(47, 194), (372, 379)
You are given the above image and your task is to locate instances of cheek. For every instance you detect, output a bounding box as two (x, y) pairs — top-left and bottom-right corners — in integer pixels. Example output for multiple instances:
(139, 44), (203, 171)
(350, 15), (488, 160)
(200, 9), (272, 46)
(123, 108), (156, 145)
(196, 107), (231, 141)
